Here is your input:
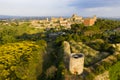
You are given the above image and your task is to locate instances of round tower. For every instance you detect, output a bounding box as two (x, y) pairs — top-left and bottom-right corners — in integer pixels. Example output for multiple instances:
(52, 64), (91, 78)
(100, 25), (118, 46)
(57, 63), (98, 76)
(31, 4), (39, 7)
(69, 53), (84, 75)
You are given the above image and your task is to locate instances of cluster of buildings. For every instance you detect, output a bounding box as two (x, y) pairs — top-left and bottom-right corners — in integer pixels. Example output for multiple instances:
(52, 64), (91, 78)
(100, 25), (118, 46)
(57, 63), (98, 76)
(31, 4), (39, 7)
(31, 14), (97, 30)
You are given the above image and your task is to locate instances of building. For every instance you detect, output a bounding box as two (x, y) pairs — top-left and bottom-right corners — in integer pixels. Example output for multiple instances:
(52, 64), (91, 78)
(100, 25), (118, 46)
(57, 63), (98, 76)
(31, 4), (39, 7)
(51, 17), (64, 23)
(69, 53), (84, 75)
(71, 14), (82, 22)
(83, 15), (97, 26)
(30, 14), (97, 29)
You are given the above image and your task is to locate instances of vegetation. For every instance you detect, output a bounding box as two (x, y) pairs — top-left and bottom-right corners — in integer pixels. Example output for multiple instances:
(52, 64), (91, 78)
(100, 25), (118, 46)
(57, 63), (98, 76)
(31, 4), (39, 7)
(0, 18), (120, 80)
(0, 41), (46, 80)
(109, 61), (120, 80)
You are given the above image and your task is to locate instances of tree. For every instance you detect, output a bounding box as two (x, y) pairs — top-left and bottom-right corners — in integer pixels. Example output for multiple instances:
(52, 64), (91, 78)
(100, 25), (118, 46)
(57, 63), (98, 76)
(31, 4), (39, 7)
(71, 24), (84, 34)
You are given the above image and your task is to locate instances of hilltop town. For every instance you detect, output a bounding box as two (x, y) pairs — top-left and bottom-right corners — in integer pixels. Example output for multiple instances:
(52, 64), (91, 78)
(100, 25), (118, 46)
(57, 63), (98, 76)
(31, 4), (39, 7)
(31, 14), (97, 29)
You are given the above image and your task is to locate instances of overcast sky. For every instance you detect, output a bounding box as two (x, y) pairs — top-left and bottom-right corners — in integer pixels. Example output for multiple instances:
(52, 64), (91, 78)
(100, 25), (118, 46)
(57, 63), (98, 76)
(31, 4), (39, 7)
(0, 0), (120, 17)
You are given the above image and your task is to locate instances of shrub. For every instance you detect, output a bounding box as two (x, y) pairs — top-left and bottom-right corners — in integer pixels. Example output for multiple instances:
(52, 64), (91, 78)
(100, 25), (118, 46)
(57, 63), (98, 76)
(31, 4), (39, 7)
(0, 41), (46, 80)
(85, 72), (95, 80)
(94, 65), (105, 75)
(109, 61), (120, 80)
(101, 61), (112, 70)
(46, 66), (57, 79)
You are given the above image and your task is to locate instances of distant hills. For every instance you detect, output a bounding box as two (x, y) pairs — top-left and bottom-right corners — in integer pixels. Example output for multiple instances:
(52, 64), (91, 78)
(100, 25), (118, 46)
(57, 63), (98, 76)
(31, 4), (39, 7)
(0, 15), (120, 20)
(0, 15), (22, 19)
(0, 15), (69, 20)
(0, 15), (50, 20)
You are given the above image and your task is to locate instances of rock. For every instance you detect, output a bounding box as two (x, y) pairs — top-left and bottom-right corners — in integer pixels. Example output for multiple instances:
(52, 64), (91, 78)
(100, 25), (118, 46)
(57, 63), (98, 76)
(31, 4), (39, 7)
(113, 44), (120, 51)
(94, 71), (110, 80)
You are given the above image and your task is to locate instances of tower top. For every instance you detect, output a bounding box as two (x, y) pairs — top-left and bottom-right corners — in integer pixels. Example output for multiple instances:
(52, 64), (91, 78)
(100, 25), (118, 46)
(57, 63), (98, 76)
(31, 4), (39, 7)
(72, 14), (77, 18)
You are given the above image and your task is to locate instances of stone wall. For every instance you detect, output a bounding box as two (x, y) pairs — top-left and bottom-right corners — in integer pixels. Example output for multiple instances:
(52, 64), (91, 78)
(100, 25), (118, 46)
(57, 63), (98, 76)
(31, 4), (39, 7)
(63, 41), (71, 69)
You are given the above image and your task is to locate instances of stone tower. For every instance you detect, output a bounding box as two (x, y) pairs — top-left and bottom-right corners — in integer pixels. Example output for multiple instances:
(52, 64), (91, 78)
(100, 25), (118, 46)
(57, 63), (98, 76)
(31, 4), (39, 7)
(93, 15), (97, 21)
(69, 53), (84, 75)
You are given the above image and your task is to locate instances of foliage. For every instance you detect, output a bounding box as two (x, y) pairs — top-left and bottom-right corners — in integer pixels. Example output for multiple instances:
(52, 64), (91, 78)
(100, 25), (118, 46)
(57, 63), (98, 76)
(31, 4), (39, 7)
(71, 24), (84, 34)
(101, 61), (112, 70)
(45, 66), (57, 79)
(94, 65), (105, 75)
(109, 61), (120, 80)
(0, 23), (43, 44)
(109, 33), (120, 43)
(84, 72), (95, 80)
(88, 41), (115, 53)
(0, 41), (46, 80)
(88, 53), (120, 79)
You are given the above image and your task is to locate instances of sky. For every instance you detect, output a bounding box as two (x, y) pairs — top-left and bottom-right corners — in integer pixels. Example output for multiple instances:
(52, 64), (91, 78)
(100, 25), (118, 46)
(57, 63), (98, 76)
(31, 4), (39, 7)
(0, 0), (120, 17)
